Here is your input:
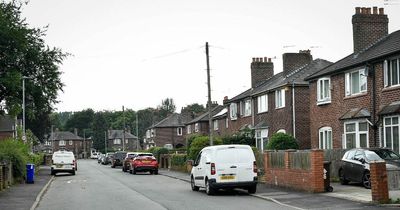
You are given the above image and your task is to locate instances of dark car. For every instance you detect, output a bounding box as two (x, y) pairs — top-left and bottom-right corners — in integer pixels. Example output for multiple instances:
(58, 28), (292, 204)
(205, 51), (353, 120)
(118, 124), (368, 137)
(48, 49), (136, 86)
(111, 151), (127, 168)
(339, 148), (400, 189)
(102, 152), (114, 165)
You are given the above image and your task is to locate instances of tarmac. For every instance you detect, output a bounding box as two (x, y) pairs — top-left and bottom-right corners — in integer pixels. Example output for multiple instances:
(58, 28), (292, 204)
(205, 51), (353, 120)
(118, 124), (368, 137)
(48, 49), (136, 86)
(0, 165), (399, 210)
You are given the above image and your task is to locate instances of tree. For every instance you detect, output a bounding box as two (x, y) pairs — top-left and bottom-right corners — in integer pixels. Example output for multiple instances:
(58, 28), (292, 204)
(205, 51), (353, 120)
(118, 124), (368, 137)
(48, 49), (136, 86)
(158, 98), (176, 118)
(266, 133), (299, 150)
(64, 109), (95, 137)
(0, 1), (67, 140)
(92, 112), (108, 151)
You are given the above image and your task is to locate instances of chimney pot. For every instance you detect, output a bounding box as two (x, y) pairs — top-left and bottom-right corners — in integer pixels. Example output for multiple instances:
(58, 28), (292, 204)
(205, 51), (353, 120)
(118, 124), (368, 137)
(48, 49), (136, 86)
(366, 8), (371, 14)
(268, 58), (272, 63)
(252, 58), (255, 62)
(264, 57), (268, 62)
(355, 7), (361, 14)
(362, 7), (366, 14)
(379, 8), (384, 15)
(373, 7), (378, 14)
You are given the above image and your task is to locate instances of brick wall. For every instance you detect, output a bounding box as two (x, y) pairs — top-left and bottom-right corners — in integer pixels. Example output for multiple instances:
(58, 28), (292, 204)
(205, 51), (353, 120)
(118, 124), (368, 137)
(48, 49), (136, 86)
(251, 57), (273, 88)
(263, 149), (324, 192)
(282, 50), (312, 77)
(154, 127), (185, 148)
(370, 161), (389, 203)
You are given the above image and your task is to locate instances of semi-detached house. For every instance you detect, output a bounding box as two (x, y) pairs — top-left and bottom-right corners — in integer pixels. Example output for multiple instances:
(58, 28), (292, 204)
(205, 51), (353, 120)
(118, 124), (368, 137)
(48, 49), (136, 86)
(223, 52), (332, 151)
(306, 7), (400, 152)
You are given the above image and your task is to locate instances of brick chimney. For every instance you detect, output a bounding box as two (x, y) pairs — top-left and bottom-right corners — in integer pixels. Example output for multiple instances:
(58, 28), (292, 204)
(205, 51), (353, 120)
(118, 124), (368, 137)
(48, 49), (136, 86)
(223, 96), (229, 104)
(251, 57), (274, 88)
(352, 7), (388, 53)
(282, 50), (312, 77)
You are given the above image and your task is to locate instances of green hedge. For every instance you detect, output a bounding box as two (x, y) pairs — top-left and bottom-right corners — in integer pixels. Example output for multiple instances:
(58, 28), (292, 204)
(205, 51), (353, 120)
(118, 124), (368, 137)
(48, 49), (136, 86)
(266, 133), (299, 150)
(147, 146), (169, 161)
(0, 139), (30, 179)
(188, 136), (222, 160)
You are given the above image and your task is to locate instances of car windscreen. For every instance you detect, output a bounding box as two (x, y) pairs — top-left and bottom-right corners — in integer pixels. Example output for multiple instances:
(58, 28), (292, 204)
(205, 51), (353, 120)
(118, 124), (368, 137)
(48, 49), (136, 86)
(216, 147), (254, 164)
(374, 150), (400, 160)
(137, 153), (154, 157)
(365, 151), (383, 161)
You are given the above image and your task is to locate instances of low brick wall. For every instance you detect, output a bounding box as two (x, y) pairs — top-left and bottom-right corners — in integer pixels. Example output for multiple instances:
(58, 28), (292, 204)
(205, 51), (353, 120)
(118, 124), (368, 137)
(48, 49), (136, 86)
(264, 149), (324, 193)
(370, 161), (389, 203)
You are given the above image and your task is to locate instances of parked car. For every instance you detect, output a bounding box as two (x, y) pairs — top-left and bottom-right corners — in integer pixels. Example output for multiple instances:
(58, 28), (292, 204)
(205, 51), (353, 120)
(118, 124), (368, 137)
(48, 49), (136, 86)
(122, 152), (139, 172)
(102, 152), (114, 165)
(190, 144), (258, 195)
(51, 150), (77, 176)
(339, 148), (400, 189)
(91, 152), (99, 159)
(98, 154), (105, 164)
(111, 151), (127, 168)
(129, 153), (158, 175)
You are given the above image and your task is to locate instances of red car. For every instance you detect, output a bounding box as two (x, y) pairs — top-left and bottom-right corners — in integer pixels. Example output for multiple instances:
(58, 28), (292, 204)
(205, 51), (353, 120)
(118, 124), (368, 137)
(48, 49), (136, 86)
(129, 153), (158, 175)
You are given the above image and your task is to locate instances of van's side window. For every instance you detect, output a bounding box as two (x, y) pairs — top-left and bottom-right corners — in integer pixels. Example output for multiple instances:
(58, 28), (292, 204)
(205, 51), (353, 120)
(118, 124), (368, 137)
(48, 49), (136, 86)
(194, 152), (202, 166)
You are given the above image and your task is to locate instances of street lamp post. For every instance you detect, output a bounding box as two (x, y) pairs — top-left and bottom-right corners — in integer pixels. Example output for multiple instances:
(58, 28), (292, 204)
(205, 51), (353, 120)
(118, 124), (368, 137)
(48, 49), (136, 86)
(22, 76), (32, 143)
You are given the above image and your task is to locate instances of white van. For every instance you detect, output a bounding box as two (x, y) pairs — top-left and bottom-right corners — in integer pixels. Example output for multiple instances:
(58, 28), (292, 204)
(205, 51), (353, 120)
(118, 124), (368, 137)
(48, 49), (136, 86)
(51, 150), (76, 175)
(190, 145), (257, 195)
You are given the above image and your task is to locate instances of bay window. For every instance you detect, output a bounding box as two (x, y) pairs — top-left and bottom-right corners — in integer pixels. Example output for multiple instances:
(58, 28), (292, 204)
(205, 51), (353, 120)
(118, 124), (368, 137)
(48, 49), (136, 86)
(384, 116), (400, 154)
(344, 121), (368, 149)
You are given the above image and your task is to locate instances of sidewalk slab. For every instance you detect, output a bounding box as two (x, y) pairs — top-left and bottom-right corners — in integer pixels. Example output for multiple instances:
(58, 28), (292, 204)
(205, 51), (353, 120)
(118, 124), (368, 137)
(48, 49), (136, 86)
(0, 166), (52, 210)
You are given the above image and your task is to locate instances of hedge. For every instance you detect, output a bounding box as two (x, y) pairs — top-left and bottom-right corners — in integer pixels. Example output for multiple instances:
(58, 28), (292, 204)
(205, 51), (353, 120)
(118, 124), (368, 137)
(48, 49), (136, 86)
(170, 154), (187, 172)
(188, 136), (222, 160)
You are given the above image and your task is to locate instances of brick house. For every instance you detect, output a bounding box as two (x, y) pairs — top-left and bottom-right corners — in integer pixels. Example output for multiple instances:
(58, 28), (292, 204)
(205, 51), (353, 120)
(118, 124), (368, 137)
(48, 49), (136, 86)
(0, 115), (16, 141)
(107, 129), (139, 151)
(306, 7), (400, 152)
(144, 113), (192, 149)
(49, 131), (91, 158)
(211, 106), (228, 137)
(224, 52), (331, 151)
(186, 105), (225, 136)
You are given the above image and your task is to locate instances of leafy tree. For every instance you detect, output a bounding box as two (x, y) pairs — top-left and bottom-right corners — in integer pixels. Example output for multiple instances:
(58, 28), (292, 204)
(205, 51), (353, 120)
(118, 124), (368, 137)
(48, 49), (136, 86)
(188, 136), (222, 160)
(222, 128), (255, 146)
(64, 109), (95, 136)
(158, 98), (176, 118)
(0, 1), (67, 140)
(91, 112), (108, 151)
(266, 133), (299, 150)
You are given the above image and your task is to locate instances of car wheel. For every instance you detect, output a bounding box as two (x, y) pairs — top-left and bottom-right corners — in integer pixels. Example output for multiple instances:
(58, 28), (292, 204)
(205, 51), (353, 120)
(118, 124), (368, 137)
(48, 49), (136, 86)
(72, 171), (75, 175)
(111, 163), (115, 168)
(191, 176), (199, 191)
(248, 185), (257, 194)
(154, 169), (158, 175)
(339, 169), (349, 185)
(150, 170), (154, 175)
(205, 179), (215, 195)
(129, 166), (133, 174)
(133, 167), (136, 174)
(122, 166), (126, 172)
(362, 171), (371, 189)
(50, 169), (54, 176)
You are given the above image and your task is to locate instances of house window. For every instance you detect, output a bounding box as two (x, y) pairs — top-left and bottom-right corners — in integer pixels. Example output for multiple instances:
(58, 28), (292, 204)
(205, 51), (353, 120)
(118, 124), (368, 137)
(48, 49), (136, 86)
(319, 127), (332, 149)
(187, 125), (191, 134)
(384, 58), (400, 87)
(59, 140), (65, 146)
(257, 94), (268, 113)
(114, 139), (121, 145)
(255, 129), (268, 152)
(177, 127), (183, 136)
(384, 116), (400, 154)
(244, 99), (252, 116)
(230, 103), (237, 120)
(69, 140), (73, 146)
(146, 130), (150, 138)
(213, 120), (219, 131)
(225, 118), (229, 128)
(239, 101), (244, 116)
(317, 77), (331, 104)
(345, 69), (367, 96)
(195, 123), (199, 132)
(125, 139), (128, 144)
(344, 121), (368, 149)
(275, 89), (285, 108)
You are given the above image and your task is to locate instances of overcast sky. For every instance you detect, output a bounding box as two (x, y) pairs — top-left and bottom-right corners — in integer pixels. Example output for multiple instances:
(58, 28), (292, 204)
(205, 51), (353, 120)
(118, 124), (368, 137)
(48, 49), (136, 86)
(21, 0), (400, 112)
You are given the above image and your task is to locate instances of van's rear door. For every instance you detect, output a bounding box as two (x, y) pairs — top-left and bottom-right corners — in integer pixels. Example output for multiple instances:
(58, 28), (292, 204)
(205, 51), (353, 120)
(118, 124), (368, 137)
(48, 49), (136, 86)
(215, 146), (255, 183)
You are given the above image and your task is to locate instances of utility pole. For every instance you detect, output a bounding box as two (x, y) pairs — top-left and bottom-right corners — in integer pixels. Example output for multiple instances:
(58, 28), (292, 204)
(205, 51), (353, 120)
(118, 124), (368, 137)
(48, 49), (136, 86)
(51, 125), (54, 153)
(136, 113), (139, 151)
(83, 130), (86, 159)
(122, 106), (125, 151)
(104, 131), (107, 154)
(206, 42), (213, 146)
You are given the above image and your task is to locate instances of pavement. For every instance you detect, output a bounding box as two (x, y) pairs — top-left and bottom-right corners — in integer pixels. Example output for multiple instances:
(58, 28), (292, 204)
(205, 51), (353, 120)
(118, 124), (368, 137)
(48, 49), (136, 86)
(159, 169), (400, 209)
(0, 165), (53, 210)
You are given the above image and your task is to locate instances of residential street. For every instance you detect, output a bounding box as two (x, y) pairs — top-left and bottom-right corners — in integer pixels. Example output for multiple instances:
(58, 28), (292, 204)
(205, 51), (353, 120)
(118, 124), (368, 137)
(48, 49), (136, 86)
(35, 160), (293, 210)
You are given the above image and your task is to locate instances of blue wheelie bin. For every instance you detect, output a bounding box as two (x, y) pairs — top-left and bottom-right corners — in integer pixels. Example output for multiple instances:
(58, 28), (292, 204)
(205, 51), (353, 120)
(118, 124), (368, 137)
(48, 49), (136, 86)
(26, 164), (35, 184)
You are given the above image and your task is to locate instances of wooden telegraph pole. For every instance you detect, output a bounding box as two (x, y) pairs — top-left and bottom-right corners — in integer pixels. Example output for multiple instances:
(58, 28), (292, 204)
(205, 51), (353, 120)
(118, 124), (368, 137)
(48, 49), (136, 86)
(206, 42), (213, 146)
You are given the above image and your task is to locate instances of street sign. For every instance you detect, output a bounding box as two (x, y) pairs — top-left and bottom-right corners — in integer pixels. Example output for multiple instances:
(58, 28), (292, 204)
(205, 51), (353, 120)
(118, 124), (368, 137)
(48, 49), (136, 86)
(22, 135), (26, 141)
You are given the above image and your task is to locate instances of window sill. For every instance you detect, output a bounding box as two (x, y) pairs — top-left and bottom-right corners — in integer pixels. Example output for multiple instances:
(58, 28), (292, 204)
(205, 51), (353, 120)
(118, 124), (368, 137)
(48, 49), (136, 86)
(275, 106), (285, 110)
(344, 92), (367, 100)
(317, 100), (331, 106)
(382, 85), (400, 92)
(257, 111), (268, 114)
(230, 118), (237, 121)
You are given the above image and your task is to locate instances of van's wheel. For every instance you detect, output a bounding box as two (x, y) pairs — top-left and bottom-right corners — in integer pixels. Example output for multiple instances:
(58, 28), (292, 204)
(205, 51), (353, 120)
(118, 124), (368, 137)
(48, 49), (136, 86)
(362, 171), (371, 189)
(191, 176), (199, 191)
(205, 179), (215, 195)
(248, 185), (257, 194)
(339, 169), (349, 185)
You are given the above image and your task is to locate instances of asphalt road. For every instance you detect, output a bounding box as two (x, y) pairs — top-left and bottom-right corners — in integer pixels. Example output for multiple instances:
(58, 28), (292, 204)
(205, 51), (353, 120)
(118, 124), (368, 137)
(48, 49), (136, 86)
(36, 159), (294, 210)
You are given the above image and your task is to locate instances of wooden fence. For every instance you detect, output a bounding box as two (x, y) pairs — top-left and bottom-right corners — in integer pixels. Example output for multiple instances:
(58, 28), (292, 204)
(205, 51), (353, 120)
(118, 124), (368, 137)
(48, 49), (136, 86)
(268, 151), (285, 168)
(323, 149), (347, 180)
(290, 151), (311, 170)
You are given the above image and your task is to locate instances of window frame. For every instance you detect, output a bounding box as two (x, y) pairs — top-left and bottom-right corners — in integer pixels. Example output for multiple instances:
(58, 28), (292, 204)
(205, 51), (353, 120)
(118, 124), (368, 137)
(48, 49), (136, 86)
(213, 120), (219, 131)
(230, 103), (237, 120)
(345, 68), (367, 96)
(187, 125), (191, 134)
(275, 89), (285, 109)
(344, 121), (369, 149)
(194, 123), (199, 133)
(244, 99), (252, 117)
(383, 115), (400, 154)
(384, 58), (400, 87)
(317, 77), (331, 105)
(69, 140), (73, 146)
(255, 129), (269, 152)
(257, 94), (268, 113)
(59, 140), (65, 146)
(319, 127), (333, 149)
(177, 127), (183, 136)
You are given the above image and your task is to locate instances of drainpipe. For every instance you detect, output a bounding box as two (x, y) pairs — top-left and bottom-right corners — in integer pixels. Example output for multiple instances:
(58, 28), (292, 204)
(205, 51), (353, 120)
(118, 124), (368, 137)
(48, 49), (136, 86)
(369, 63), (377, 147)
(292, 82), (296, 138)
(252, 97), (255, 128)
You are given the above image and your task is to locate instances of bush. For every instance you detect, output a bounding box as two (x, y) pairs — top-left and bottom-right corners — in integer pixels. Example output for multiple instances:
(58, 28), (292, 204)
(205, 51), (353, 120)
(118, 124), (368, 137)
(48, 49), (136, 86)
(266, 133), (299, 150)
(185, 134), (201, 154)
(147, 146), (169, 161)
(221, 129), (255, 146)
(188, 136), (222, 160)
(0, 139), (30, 179)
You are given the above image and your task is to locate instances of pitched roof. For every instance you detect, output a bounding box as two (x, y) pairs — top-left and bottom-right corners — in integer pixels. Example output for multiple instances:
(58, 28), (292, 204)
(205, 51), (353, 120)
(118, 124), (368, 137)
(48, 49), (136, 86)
(212, 108), (227, 120)
(108, 130), (137, 139)
(151, 113), (190, 128)
(50, 131), (82, 141)
(0, 115), (16, 132)
(306, 30), (400, 80)
(186, 105), (225, 124)
(226, 59), (332, 102)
